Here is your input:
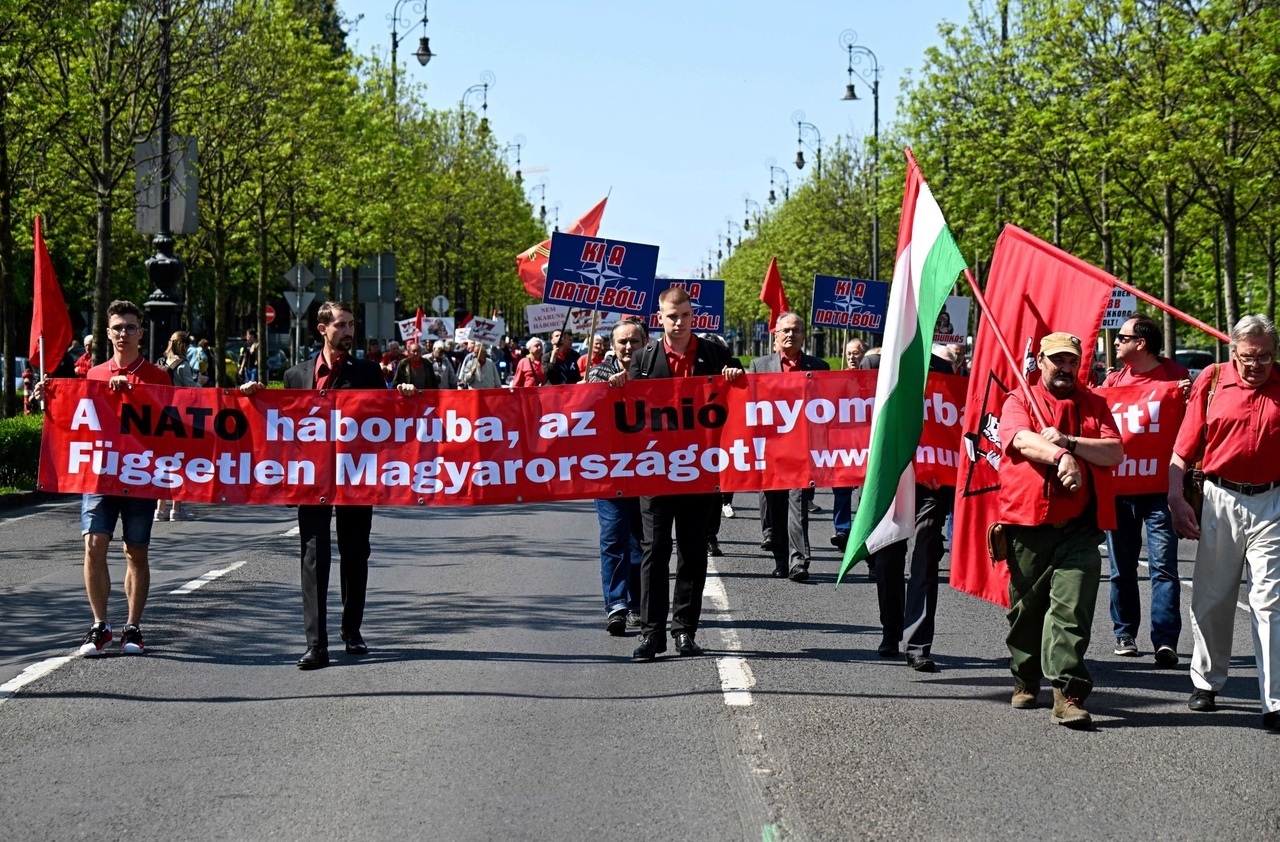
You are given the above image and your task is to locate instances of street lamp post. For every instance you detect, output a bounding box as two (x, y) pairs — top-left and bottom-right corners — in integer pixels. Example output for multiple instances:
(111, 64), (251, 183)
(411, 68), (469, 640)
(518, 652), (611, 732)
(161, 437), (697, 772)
(461, 71), (495, 136)
(389, 0), (432, 122)
(840, 29), (882, 281)
(505, 134), (525, 184)
(726, 219), (742, 247)
(768, 163), (790, 205)
(743, 196), (762, 231)
(792, 110), (822, 178)
(528, 182), (547, 225)
(143, 0), (184, 364)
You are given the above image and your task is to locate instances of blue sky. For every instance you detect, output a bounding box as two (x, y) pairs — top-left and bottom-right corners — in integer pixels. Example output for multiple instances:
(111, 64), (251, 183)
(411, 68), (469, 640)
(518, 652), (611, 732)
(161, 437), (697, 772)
(337, 1), (964, 277)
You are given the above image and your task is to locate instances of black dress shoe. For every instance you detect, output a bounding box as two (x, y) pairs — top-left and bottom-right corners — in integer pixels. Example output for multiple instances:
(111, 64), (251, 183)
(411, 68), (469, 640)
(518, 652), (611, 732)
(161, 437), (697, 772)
(831, 532), (849, 549)
(759, 539), (772, 551)
(771, 567), (788, 578)
(297, 646), (330, 670)
(632, 633), (667, 661)
(675, 632), (703, 656)
(906, 653), (937, 673)
(340, 631), (368, 655)
(788, 563), (810, 583)
(877, 642), (899, 658)
(1188, 689), (1218, 712)
(707, 539), (724, 557)
(1263, 710), (1280, 731)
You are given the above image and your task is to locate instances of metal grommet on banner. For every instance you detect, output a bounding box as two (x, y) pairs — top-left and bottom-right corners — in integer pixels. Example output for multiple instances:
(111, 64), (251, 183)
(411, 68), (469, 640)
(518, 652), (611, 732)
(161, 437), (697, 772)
(418, 498), (426, 505)
(220, 496), (227, 503)
(615, 490), (623, 497)
(319, 389), (327, 396)
(319, 496), (327, 504)
(809, 481), (816, 488)
(516, 496), (524, 503)
(806, 372), (813, 378)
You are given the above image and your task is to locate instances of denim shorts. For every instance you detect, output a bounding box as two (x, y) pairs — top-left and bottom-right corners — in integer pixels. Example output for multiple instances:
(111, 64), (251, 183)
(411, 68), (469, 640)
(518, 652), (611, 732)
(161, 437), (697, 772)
(81, 494), (156, 547)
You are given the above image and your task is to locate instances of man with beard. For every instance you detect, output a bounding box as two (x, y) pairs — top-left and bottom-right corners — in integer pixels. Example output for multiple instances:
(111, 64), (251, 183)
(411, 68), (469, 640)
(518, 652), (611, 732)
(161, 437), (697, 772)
(245, 301), (419, 669)
(999, 332), (1123, 728)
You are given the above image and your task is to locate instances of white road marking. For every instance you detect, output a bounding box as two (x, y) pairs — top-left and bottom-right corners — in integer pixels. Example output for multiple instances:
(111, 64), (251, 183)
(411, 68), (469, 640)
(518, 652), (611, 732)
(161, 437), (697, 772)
(284, 526), (299, 537)
(705, 562), (755, 707)
(0, 656), (75, 705)
(169, 559), (248, 595)
(1138, 559), (1249, 613)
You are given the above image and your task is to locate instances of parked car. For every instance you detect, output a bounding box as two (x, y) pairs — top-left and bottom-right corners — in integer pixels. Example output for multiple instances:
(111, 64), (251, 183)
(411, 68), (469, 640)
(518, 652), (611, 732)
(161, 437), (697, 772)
(1175, 348), (1216, 381)
(2, 355), (30, 395)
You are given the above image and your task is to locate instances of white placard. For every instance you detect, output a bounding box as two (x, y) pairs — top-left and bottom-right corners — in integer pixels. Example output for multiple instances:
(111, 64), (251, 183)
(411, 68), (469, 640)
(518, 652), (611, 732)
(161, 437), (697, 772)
(1102, 288), (1136, 329)
(933, 296), (970, 344)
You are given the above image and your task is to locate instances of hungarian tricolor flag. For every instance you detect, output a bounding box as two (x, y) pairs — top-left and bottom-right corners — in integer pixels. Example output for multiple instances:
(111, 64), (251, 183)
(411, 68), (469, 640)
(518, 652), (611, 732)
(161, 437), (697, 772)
(30, 215), (73, 375)
(759, 256), (788, 331)
(517, 197), (607, 298)
(838, 150), (968, 583)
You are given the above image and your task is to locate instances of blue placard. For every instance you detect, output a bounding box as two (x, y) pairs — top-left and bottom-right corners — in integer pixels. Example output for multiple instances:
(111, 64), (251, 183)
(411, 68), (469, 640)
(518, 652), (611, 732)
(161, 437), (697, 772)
(810, 275), (889, 331)
(543, 232), (658, 317)
(647, 279), (725, 334)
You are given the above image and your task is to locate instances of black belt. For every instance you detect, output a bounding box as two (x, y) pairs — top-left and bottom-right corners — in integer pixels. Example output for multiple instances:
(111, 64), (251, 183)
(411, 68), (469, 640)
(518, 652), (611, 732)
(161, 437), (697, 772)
(1207, 475), (1280, 496)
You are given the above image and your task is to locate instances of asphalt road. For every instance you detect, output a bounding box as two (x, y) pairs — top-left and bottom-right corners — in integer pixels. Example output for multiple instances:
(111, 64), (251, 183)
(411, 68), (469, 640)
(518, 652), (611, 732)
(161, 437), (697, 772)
(1, 492), (1277, 841)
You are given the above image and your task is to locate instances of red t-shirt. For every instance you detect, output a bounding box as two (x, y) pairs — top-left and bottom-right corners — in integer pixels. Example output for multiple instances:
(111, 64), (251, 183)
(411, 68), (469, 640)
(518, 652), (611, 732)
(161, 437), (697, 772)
(998, 380), (1122, 527)
(87, 357), (170, 387)
(1174, 362), (1280, 484)
(664, 334), (698, 379)
(1103, 357), (1189, 387)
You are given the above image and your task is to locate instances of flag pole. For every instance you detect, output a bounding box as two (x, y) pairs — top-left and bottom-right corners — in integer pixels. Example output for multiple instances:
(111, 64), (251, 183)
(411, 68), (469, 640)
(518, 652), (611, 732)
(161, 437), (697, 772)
(1108, 276), (1229, 344)
(964, 268), (1049, 429)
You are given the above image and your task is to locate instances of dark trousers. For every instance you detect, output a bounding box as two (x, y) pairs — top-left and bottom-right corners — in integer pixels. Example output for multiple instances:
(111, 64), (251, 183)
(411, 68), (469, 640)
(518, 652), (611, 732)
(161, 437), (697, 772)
(299, 504), (373, 649)
(639, 493), (715, 638)
(760, 488), (810, 574)
(871, 485), (953, 654)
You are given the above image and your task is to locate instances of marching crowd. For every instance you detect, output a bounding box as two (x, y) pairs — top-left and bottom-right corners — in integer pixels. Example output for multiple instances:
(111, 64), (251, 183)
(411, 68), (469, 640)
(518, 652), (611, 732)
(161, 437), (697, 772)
(26, 294), (1280, 734)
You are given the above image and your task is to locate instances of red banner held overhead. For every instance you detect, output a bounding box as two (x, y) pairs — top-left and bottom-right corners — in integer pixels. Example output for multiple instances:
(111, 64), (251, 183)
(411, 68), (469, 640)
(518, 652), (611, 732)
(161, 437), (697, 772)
(39, 371), (967, 505)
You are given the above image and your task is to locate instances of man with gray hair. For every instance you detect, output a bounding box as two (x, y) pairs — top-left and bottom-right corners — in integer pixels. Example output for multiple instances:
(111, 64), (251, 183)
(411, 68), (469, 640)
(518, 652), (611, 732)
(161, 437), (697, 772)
(1170, 314), (1280, 731)
(430, 340), (457, 389)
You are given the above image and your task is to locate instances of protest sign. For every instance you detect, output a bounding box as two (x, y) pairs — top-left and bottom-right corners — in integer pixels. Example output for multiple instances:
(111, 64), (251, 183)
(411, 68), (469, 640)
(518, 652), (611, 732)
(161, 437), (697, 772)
(1102, 288), (1137, 329)
(646, 279), (724, 333)
(934, 296), (970, 344)
(543, 232), (658, 318)
(810, 275), (889, 331)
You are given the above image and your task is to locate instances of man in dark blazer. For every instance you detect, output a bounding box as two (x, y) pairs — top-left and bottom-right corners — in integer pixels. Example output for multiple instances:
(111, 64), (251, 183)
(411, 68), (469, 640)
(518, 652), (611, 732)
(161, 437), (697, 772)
(247, 301), (418, 669)
(749, 312), (830, 581)
(628, 287), (743, 659)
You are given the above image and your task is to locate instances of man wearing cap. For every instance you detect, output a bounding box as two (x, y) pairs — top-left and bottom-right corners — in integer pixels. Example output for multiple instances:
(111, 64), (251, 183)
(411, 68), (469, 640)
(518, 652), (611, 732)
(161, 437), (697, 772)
(998, 331), (1124, 728)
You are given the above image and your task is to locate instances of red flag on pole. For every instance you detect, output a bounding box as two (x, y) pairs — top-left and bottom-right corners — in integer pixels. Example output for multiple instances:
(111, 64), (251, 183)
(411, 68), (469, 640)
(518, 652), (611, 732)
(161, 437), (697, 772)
(30, 215), (73, 376)
(516, 197), (608, 298)
(951, 224), (1116, 607)
(414, 307), (424, 337)
(759, 256), (789, 331)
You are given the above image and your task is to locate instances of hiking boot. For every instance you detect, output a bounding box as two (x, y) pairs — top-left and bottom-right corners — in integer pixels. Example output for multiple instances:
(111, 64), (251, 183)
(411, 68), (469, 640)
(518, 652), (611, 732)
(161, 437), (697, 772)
(1114, 635), (1139, 657)
(78, 622), (113, 657)
(1051, 688), (1092, 728)
(606, 610), (627, 636)
(120, 624), (145, 655)
(1011, 683), (1039, 709)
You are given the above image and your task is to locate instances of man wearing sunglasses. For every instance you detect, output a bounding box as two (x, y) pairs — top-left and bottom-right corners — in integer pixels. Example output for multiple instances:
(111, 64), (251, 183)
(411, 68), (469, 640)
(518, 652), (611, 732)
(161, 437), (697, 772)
(32, 300), (171, 658)
(1102, 315), (1191, 667)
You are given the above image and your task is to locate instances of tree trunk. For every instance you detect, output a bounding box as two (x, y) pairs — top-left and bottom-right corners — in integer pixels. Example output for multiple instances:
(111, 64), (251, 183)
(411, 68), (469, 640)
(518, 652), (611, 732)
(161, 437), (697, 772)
(213, 223), (228, 387)
(0, 84), (14, 417)
(1162, 184), (1177, 358)
(93, 91), (114, 365)
(256, 202), (268, 380)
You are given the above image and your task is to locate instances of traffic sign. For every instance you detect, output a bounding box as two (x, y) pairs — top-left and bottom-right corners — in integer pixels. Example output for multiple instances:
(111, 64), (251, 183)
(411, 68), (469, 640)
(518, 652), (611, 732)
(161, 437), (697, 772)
(432, 295), (450, 315)
(265, 305), (276, 325)
(284, 262), (314, 291)
(284, 291), (316, 314)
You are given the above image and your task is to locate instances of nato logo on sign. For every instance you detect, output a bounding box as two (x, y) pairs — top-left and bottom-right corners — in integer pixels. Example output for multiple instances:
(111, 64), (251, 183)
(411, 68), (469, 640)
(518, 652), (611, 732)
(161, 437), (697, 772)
(647, 279), (725, 334)
(810, 275), (889, 331)
(543, 232), (659, 317)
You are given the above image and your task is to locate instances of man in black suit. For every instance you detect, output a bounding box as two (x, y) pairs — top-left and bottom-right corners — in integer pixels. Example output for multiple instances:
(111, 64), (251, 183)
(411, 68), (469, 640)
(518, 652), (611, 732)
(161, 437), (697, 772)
(244, 301), (418, 670)
(628, 287), (744, 660)
(749, 312), (830, 581)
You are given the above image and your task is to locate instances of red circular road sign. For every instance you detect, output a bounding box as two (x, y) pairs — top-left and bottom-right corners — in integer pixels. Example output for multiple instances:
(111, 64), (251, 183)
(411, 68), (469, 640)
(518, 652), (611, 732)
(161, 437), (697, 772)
(265, 305), (276, 325)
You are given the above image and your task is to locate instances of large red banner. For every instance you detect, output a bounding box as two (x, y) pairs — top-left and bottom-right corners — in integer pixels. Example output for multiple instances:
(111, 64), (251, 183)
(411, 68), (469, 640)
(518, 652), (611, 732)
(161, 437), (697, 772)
(39, 371), (968, 506)
(1100, 381), (1185, 497)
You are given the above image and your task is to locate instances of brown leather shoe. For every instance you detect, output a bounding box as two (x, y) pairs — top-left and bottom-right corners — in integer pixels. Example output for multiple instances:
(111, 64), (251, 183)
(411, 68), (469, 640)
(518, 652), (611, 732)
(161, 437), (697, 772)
(1011, 683), (1039, 709)
(1051, 688), (1092, 728)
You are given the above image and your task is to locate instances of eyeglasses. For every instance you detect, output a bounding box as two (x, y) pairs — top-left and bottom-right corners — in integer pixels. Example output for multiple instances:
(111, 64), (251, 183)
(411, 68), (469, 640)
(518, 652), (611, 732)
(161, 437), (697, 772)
(107, 324), (139, 336)
(1115, 334), (1139, 343)
(1235, 353), (1274, 366)
(616, 338), (643, 345)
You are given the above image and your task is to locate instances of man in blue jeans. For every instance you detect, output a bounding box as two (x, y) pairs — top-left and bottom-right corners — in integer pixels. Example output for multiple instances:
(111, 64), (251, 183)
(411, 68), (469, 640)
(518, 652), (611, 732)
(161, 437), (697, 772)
(1103, 315), (1190, 666)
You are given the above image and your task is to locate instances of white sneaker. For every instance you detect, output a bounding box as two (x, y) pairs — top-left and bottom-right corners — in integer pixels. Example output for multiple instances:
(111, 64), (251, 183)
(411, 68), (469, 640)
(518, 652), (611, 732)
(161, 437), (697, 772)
(79, 623), (113, 656)
(722, 504), (735, 518)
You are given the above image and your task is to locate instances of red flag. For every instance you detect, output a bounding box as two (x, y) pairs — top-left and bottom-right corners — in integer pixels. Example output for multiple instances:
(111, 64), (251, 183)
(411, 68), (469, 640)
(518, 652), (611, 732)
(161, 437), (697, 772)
(759, 256), (789, 331)
(30, 215), (73, 375)
(414, 307), (424, 337)
(517, 197), (608, 298)
(951, 225), (1116, 607)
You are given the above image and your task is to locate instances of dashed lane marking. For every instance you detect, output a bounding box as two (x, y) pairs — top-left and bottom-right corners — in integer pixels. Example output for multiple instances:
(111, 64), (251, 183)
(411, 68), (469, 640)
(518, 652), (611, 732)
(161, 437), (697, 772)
(169, 559), (248, 595)
(705, 561), (755, 706)
(0, 656), (75, 706)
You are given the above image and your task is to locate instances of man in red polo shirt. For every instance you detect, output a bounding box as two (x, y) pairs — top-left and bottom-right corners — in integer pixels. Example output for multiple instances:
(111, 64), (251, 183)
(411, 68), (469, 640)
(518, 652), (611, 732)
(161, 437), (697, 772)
(999, 332), (1123, 728)
(1170, 315), (1280, 731)
(32, 300), (171, 658)
(627, 287), (743, 660)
